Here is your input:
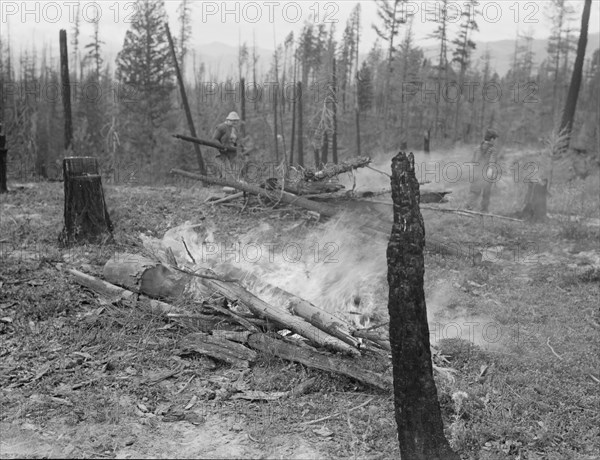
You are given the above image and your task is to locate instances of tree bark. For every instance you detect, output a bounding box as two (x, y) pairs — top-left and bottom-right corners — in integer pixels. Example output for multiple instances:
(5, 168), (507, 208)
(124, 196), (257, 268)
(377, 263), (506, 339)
(297, 81), (304, 167)
(59, 29), (73, 152)
(332, 58), (338, 164)
(60, 157), (113, 245)
(273, 85), (279, 163)
(558, 0), (592, 152)
(165, 23), (206, 174)
(0, 127), (7, 193)
(103, 253), (189, 299)
(387, 151), (459, 459)
(246, 333), (391, 391)
(180, 332), (258, 367)
(170, 168), (339, 217)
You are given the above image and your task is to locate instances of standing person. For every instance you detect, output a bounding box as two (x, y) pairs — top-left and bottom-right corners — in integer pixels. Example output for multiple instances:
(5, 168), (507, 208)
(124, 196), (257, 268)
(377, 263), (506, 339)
(466, 128), (499, 212)
(212, 111), (241, 180)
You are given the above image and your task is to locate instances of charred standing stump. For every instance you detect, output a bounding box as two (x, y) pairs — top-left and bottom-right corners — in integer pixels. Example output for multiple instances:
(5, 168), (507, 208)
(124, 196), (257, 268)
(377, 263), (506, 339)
(60, 157), (113, 245)
(519, 179), (548, 222)
(387, 152), (459, 460)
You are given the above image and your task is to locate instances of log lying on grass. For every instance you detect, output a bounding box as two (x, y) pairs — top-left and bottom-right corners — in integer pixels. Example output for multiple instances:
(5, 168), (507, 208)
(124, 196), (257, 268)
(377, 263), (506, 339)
(302, 156), (372, 181)
(247, 333), (391, 391)
(66, 267), (187, 316)
(203, 278), (361, 357)
(171, 168), (338, 217)
(179, 332), (258, 367)
(101, 253), (359, 356)
(215, 262), (362, 349)
(103, 253), (189, 299)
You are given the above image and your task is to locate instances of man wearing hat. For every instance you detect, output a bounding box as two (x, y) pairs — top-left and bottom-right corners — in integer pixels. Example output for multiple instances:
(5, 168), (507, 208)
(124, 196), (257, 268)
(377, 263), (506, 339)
(466, 128), (499, 212)
(212, 111), (241, 180)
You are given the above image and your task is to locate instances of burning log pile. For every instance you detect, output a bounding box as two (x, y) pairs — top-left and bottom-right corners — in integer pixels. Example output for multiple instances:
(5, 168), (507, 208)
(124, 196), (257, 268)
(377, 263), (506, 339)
(67, 252), (394, 391)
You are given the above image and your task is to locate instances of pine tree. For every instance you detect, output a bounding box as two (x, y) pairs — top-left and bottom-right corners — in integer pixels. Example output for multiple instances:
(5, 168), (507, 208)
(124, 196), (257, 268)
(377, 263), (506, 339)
(116, 0), (175, 129)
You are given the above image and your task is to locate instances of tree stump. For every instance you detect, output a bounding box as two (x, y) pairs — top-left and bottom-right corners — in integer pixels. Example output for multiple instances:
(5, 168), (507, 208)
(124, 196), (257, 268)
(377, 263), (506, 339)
(387, 151), (459, 459)
(60, 157), (113, 245)
(0, 126), (7, 193)
(519, 179), (548, 222)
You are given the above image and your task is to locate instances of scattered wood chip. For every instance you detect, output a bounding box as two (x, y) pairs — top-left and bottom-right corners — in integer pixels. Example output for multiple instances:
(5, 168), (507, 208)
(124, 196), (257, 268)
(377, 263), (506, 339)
(313, 426), (334, 437)
(231, 391), (288, 401)
(184, 395), (198, 410)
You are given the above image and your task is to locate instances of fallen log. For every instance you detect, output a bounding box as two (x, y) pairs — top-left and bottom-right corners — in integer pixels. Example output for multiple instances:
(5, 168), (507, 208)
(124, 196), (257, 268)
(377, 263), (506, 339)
(302, 156), (372, 181)
(173, 133), (237, 154)
(247, 333), (391, 391)
(215, 262), (362, 349)
(171, 168), (338, 217)
(66, 268), (187, 316)
(101, 253), (358, 356)
(203, 278), (361, 357)
(103, 253), (188, 299)
(179, 332), (257, 367)
(421, 205), (524, 222)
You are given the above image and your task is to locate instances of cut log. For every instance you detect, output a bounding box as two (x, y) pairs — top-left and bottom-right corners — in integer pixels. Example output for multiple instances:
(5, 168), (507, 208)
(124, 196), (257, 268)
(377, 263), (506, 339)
(302, 156), (372, 181)
(103, 253), (189, 299)
(171, 168), (338, 217)
(203, 278), (360, 357)
(66, 268), (187, 316)
(179, 332), (257, 367)
(173, 133), (238, 154)
(247, 333), (391, 391)
(214, 262), (362, 349)
(101, 252), (357, 356)
(263, 178), (344, 196)
(59, 157), (113, 245)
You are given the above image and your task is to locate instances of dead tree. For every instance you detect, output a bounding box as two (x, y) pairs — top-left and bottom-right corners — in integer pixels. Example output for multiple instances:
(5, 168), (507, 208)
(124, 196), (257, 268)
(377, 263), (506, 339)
(60, 157), (113, 245)
(59, 30), (73, 152)
(297, 81), (304, 167)
(0, 124), (7, 193)
(387, 151), (459, 460)
(558, 0), (592, 152)
(165, 22), (206, 174)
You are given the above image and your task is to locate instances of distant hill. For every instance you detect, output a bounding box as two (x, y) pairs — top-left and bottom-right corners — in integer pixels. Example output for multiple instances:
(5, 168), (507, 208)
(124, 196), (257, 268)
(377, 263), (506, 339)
(181, 33), (600, 80)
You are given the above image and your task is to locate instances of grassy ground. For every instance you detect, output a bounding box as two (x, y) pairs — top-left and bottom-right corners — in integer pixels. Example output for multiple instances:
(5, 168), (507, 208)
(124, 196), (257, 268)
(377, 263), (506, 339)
(1, 157), (599, 459)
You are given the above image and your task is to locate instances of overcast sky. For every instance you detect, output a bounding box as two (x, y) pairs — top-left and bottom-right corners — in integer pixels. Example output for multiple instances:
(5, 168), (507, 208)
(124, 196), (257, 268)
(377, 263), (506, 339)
(2, 1), (599, 59)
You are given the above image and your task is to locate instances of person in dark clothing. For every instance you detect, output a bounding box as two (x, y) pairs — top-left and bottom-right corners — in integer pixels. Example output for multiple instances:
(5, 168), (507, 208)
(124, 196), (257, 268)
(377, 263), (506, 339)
(212, 111), (241, 180)
(466, 128), (499, 212)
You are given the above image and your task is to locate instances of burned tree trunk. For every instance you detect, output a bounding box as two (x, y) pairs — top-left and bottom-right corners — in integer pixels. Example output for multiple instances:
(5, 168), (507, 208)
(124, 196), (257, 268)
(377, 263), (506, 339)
(165, 22), (205, 175)
(0, 125), (7, 193)
(387, 152), (458, 460)
(59, 30), (73, 153)
(60, 157), (113, 245)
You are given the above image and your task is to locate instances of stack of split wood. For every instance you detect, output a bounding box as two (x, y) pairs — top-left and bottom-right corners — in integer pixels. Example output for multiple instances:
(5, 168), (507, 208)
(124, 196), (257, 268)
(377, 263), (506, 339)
(67, 252), (393, 391)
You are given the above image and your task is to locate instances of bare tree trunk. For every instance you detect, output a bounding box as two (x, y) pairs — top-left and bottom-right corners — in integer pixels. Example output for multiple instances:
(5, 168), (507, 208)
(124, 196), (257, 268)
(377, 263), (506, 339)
(297, 81), (304, 167)
(559, 0), (592, 152)
(240, 77), (246, 138)
(59, 30), (73, 153)
(273, 86), (279, 163)
(387, 152), (459, 460)
(165, 23), (206, 175)
(332, 58), (338, 164)
(0, 126), (7, 193)
(321, 131), (329, 164)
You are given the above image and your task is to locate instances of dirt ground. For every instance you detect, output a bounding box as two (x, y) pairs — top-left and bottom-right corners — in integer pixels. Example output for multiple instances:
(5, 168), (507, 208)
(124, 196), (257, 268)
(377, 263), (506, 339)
(1, 149), (599, 459)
